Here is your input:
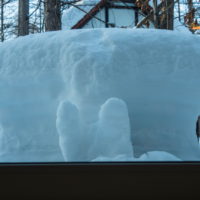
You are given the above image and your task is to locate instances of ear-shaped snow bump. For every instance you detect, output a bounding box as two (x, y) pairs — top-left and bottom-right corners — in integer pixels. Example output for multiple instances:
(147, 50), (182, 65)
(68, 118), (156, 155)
(56, 101), (81, 161)
(56, 98), (134, 161)
(0, 123), (4, 148)
(91, 97), (133, 158)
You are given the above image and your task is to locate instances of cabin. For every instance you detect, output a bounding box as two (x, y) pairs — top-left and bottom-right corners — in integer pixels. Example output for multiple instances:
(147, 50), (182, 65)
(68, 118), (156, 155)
(62, 0), (154, 30)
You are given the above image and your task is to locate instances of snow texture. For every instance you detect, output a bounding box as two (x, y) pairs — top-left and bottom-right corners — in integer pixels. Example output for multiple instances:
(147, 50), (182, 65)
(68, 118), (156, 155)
(0, 28), (200, 162)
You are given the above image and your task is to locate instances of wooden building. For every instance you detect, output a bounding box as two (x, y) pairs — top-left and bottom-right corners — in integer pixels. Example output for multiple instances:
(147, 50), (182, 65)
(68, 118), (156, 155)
(62, 0), (153, 29)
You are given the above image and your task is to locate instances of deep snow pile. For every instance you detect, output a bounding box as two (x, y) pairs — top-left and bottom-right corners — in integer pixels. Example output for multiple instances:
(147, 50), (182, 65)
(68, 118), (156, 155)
(0, 28), (200, 162)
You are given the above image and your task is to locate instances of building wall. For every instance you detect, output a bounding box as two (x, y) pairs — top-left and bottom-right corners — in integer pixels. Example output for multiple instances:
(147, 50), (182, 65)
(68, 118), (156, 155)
(83, 8), (140, 29)
(108, 8), (135, 28)
(83, 9), (106, 28)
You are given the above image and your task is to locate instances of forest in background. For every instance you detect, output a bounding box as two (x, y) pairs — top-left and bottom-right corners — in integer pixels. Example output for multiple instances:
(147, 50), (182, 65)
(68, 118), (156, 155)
(0, 0), (200, 42)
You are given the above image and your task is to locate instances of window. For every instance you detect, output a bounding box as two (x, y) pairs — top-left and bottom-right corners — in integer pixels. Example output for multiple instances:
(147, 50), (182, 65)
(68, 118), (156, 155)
(1, 0), (200, 197)
(1, 27), (200, 163)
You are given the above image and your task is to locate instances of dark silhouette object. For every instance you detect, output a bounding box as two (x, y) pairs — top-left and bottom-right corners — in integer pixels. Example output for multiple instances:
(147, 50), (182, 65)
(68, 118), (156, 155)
(196, 116), (200, 142)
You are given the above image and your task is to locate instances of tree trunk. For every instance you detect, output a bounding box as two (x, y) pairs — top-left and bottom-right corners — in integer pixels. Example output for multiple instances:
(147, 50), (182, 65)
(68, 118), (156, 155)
(44, 0), (61, 32)
(177, 0), (181, 22)
(39, 2), (43, 32)
(187, 0), (194, 25)
(18, 0), (29, 36)
(187, 0), (193, 12)
(153, 0), (159, 28)
(0, 0), (4, 42)
(159, 0), (174, 30)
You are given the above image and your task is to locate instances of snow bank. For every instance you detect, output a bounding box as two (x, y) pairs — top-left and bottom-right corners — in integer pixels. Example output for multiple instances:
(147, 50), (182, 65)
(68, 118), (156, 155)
(0, 28), (200, 162)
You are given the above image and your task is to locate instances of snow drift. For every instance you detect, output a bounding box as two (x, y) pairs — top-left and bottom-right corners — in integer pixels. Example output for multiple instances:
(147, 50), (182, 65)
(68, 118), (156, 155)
(0, 28), (200, 162)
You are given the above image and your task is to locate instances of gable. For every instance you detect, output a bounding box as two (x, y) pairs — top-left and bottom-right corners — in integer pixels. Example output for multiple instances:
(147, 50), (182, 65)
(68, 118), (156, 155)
(62, 0), (141, 29)
(62, 0), (102, 29)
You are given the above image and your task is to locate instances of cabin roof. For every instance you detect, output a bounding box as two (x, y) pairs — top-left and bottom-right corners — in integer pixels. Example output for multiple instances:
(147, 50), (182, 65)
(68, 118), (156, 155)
(62, 0), (137, 29)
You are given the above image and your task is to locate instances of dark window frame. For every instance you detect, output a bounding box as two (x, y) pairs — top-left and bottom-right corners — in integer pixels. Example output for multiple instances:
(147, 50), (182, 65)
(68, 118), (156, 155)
(0, 162), (199, 198)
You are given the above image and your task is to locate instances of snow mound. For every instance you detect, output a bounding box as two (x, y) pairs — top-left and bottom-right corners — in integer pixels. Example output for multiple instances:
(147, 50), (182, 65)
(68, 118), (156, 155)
(56, 101), (81, 161)
(93, 151), (181, 162)
(0, 28), (200, 162)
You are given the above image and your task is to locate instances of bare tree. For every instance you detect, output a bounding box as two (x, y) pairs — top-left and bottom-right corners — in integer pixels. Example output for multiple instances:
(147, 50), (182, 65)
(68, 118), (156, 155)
(0, 0), (4, 41)
(159, 0), (174, 30)
(136, 0), (174, 30)
(44, 0), (61, 31)
(177, 0), (181, 22)
(183, 0), (197, 32)
(1, 0), (13, 41)
(187, 0), (193, 12)
(186, 0), (194, 26)
(153, 0), (159, 28)
(29, 0), (44, 33)
(18, 0), (29, 36)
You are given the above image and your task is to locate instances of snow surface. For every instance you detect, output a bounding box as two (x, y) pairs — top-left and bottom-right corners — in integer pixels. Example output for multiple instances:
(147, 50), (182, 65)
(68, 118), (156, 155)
(0, 28), (200, 162)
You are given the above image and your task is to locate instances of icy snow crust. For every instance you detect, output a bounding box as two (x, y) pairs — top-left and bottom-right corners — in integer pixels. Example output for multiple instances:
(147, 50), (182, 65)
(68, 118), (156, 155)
(0, 28), (200, 162)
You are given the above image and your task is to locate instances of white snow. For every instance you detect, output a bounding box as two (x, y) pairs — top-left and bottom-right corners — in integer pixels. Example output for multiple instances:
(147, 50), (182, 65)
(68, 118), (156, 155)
(56, 101), (82, 161)
(174, 19), (191, 33)
(93, 151), (181, 162)
(89, 98), (134, 160)
(0, 28), (200, 162)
